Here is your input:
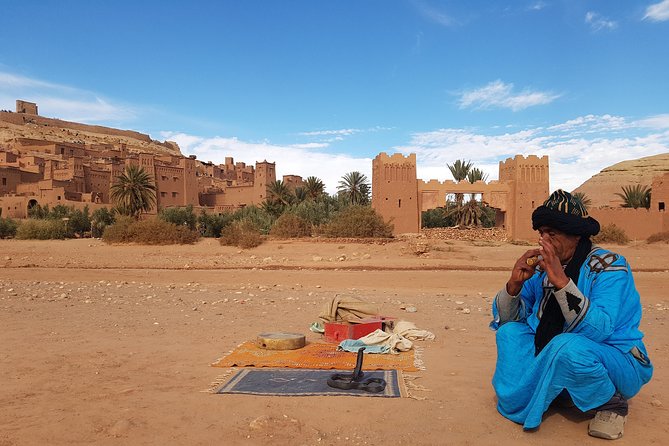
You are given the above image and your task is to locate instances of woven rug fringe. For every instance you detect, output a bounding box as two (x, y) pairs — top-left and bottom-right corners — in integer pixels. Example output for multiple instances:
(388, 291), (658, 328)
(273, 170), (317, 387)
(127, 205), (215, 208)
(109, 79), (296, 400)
(201, 368), (235, 393)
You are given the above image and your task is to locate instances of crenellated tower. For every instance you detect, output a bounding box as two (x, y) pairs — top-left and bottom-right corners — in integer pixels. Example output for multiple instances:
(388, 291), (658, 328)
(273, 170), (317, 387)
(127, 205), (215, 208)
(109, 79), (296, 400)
(372, 153), (419, 233)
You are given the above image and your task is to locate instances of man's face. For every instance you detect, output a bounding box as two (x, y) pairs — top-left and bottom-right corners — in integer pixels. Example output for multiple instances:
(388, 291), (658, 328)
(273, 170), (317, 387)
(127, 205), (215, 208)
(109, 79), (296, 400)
(537, 226), (580, 263)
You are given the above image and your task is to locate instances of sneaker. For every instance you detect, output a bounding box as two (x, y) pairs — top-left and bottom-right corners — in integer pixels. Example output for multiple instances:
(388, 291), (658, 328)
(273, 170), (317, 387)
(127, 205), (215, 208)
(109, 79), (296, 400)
(588, 410), (627, 440)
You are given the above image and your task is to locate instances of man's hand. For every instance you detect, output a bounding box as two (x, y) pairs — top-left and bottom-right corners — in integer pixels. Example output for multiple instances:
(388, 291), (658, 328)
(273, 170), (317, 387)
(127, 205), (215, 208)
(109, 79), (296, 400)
(506, 249), (542, 295)
(537, 237), (570, 290)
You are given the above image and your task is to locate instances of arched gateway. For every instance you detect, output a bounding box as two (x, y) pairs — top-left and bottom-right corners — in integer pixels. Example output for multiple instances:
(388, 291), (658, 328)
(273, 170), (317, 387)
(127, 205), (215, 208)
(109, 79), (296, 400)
(371, 153), (550, 241)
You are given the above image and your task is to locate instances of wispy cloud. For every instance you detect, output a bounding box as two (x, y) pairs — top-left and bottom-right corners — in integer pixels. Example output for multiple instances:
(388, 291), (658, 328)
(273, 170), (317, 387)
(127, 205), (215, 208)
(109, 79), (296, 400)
(528, 1), (547, 11)
(393, 114), (669, 192)
(644, 0), (669, 21)
(414, 1), (457, 27)
(585, 11), (618, 31)
(0, 70), (137, 123)
(161, 113), (669, 197)
(160, 131), (371, 195)
(297, 128), (361, 137)
(635, 114), (669, 129)
(457, 80), (560, 111)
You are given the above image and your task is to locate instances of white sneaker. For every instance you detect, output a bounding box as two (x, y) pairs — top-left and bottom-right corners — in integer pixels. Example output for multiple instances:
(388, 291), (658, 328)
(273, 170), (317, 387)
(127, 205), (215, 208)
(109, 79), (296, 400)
(588, 410), (626, 440)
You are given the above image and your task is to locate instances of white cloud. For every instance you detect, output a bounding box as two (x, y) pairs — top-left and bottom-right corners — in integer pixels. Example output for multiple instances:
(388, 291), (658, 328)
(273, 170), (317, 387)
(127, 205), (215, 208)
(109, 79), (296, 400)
(393, 114), (669, 193)
(297, 128), (360, 137)
(635, 114), (669, 129)
(0, 70), (137, 123)
(644, 0), (669, 21)
(458, 80), (560, 111)
(160, 131), (370, 195)
(585, 11), (618, 31)
(547, 114), (628, 134)
(528, 2), (547, 11)
(415, 1), (456, 27)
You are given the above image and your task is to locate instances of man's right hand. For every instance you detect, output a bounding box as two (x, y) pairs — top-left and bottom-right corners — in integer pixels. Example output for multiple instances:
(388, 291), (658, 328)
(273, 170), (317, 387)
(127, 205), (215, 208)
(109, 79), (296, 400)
(506, 249), (542, 296)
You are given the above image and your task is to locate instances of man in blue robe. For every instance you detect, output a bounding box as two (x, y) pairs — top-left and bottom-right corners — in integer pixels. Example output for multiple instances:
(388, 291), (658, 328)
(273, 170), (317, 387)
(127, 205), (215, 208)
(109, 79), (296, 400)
(490, 190), (653, 440)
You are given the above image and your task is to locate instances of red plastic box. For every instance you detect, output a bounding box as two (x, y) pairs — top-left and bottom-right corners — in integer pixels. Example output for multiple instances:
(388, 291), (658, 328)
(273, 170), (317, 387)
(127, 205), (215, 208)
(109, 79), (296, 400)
(324, 317), (383, 343)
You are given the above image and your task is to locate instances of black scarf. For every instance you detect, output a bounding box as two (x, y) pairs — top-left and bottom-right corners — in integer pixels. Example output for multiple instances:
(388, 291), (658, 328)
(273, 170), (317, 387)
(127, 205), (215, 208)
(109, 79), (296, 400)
(534, 237), (592, 355)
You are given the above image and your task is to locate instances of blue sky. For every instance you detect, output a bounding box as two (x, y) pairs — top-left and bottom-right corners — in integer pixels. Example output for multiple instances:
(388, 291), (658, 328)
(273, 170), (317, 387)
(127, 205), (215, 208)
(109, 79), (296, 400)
(1, 0), (668, 194)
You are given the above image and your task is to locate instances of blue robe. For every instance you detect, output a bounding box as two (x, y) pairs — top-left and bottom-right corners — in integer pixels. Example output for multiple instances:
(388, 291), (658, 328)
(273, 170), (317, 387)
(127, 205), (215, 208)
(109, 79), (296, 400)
(490, 247), (653, 429)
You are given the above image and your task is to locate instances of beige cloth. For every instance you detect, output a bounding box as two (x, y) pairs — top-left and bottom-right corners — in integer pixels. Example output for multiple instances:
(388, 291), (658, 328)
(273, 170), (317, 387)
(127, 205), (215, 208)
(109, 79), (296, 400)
(357, 329), (413, 354)
(318, 295), (379, 323)
(393, 320), (435, 341)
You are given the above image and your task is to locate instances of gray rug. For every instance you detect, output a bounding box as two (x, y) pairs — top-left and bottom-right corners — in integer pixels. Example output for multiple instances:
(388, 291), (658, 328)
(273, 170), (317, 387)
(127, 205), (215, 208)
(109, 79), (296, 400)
(216, 368), (404, 397)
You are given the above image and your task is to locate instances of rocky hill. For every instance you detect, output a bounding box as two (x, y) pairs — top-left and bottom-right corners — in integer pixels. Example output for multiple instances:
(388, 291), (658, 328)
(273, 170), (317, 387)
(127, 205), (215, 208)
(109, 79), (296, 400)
(572, 153), (669, 208)
(0, 110), (181, 156)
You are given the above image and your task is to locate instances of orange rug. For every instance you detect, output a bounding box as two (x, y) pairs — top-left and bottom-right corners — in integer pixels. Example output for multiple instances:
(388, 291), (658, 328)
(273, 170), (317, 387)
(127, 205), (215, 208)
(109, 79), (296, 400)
(212, 341), (419, 372)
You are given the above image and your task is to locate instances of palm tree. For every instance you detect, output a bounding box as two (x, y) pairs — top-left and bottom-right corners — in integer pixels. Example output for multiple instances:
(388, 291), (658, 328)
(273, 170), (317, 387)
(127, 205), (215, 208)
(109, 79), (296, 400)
(616, 185), (651, 209)
(267, 180), (292, 206)
(466, 167), (489, 202)
(337, 171), (371, 205)
(447, 159), (473, 207)
(293, 186), (308, 203)
(110, 164), (157, 218)
(466, 167), (488, 184)
(571, 192), (592, 211)
(304, 176), (325, 200)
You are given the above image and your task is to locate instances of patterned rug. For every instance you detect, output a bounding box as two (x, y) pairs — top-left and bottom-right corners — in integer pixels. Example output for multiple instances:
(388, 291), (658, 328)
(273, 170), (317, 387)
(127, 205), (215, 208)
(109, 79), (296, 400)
(212, 341), (420, 372)
(216, 368), (405, 397)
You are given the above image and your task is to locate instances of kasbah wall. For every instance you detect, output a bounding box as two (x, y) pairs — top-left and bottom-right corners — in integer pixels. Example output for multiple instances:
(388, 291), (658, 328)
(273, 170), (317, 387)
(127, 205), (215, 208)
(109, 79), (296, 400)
(372, 152), (669, 241)
(0, 101), (303, 219)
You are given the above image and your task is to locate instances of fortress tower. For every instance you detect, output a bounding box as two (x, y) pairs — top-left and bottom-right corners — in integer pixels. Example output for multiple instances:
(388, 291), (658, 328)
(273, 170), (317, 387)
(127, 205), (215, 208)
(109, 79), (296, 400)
(499, 155), (549, 240)
(254, 161), (276, 202)
(372, 153), (419, 233)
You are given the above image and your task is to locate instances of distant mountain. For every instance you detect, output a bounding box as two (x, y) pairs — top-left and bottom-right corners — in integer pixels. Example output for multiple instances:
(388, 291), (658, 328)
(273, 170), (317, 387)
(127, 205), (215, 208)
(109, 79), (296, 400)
(572, 153), (669, 208)
(0, 110), (181, 157)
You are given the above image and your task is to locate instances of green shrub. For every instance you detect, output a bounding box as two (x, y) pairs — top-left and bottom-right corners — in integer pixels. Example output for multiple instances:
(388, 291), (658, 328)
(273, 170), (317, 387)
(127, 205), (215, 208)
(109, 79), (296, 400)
(270, 213), (311, 238)
(27, 203), (50, 219)
(159, 205), (197, 230)
(103, 217), (199, 245)
(286, 197), (343, 227)
(421, 208), (454, 228)
(67, 206), (91, 237)
(0, 217), (19, 239)
(15, 219), (69, 240)
(647, 231), (669, 244)
(219, 218), (264, 249)
(592, 223), (629, 245)
(230, 205), (275, 234)
(322, 205), (393, 238)
(91, 207), (116, 238)
(197, 211), (233, 238)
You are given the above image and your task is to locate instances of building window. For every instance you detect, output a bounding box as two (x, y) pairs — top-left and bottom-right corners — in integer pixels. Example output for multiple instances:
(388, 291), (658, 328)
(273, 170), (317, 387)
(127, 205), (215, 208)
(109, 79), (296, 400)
(1, 178), (5, 186)
(660, 202), (665, 211)
(160, 192), (167, 197)
(172, 192), (178, 198)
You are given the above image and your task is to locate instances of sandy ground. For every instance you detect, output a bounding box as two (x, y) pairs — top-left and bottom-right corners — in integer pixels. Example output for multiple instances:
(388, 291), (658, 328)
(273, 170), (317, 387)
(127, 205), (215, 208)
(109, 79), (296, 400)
(0, 237), (667, 446)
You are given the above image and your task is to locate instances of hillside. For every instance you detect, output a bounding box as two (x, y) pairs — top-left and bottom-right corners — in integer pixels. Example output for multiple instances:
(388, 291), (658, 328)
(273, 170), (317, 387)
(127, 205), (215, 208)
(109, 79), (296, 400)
(0, 110), (181, 156)
(572, 152), (669, 207)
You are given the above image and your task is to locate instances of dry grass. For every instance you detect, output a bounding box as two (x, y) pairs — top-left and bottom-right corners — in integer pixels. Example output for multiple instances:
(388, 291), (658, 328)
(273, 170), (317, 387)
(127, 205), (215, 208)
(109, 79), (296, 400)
(270, 213), (311, 238)
(102, 217), (200, 245)
(647, 231), (669, 244)
(219, 219), (264, 249)
(592, 223), (630, 245)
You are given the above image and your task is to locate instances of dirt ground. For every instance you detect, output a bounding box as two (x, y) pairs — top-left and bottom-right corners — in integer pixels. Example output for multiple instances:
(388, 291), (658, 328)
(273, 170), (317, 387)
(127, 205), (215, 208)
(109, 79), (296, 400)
(0, 237), (667, 446)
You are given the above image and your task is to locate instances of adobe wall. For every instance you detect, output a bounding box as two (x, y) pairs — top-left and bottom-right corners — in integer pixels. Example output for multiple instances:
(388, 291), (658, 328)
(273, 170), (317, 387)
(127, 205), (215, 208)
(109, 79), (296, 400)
(589, 208), (667, 240)
(372, 153), (549, 240)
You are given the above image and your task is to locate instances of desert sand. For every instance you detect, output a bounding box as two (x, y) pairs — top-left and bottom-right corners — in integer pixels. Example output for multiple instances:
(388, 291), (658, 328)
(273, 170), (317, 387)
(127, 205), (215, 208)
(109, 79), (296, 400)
(0, 236), (667, 446)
